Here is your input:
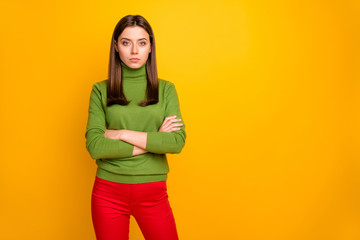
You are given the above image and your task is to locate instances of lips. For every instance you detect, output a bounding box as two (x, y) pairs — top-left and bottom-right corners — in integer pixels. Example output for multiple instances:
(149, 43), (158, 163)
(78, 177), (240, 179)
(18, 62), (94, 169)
(130, 58), (140, 63)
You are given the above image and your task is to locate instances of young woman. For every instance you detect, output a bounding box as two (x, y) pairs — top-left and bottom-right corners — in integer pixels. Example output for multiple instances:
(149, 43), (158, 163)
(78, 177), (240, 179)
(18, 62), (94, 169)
(85, 15), (186, 240)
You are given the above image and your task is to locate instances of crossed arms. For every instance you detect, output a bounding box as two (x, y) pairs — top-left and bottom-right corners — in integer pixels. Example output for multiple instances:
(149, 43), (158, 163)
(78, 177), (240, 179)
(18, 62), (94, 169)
(103, 115), (183, 156)
(85, 82), (186, 160)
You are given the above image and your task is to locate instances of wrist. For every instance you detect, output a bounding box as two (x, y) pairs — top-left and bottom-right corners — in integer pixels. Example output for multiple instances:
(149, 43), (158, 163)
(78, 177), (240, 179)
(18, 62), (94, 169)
(118, 129), (126, 141)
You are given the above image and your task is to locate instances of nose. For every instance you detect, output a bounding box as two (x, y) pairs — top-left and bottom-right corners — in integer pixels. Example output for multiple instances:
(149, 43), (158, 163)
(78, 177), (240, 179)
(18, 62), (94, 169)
(131, 43), (138, 54)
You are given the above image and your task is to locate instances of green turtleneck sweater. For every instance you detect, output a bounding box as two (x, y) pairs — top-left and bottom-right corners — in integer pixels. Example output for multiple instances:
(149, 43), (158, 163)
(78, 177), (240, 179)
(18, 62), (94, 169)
(85, 61), (186, 184)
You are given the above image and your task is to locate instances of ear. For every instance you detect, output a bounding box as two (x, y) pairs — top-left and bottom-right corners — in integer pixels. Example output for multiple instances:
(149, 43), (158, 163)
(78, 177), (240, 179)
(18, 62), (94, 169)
(114, 40), (118, 52)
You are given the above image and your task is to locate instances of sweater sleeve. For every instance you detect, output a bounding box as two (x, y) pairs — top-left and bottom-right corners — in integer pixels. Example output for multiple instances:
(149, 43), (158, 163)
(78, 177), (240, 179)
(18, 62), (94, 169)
(85, 83), (134, 160)
(145, 82), (186, 154)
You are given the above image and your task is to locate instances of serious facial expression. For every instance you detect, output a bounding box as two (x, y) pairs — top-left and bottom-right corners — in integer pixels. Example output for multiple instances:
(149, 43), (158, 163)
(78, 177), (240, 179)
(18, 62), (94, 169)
(115, 26), (152, 69)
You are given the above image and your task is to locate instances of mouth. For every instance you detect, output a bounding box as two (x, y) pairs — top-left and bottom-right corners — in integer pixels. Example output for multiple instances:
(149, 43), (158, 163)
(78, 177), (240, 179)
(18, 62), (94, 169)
(130, 58), (140, 62)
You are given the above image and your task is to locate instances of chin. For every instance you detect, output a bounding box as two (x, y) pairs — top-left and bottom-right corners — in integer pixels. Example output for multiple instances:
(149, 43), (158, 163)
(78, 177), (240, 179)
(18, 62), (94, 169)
(130, 62), (145, 67)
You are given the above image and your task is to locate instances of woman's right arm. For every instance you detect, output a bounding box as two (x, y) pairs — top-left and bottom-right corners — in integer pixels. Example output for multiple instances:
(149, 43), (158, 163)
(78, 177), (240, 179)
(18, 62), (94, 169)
(85, 83), (136, 159)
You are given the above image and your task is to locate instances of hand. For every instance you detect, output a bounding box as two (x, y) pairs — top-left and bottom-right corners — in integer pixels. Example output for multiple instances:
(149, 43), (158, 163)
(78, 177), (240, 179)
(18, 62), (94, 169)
(158, 115), (183, 133)
(104, 129), (122, 140)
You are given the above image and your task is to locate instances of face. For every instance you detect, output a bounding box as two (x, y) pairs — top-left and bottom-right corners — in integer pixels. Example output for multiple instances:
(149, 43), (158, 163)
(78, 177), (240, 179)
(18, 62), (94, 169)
(115, 26), (151, 69)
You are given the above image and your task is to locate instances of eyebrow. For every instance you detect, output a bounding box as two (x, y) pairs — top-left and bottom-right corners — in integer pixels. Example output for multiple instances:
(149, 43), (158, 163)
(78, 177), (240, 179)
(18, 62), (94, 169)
(120, 37), (148, 41)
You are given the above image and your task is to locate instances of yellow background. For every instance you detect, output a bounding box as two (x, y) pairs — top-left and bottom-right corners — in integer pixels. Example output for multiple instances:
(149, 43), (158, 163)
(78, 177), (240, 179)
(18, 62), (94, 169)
(0, 0), (359, 239)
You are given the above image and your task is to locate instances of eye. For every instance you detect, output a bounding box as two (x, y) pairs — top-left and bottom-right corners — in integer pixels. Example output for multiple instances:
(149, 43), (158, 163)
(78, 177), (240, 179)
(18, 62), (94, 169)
(122, 41), (130, 46)
(139, 41), (146, 46)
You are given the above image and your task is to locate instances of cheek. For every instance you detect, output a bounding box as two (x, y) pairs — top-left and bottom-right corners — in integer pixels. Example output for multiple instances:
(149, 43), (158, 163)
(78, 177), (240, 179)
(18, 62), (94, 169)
(141, 48), (151, 56)
(118, 49), (128, 58)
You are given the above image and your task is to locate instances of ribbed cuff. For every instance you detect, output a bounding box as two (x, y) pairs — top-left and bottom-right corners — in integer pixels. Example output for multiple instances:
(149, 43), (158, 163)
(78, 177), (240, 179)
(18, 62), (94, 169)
(125, 143), (135, 157)
(146, 132), (163, 153)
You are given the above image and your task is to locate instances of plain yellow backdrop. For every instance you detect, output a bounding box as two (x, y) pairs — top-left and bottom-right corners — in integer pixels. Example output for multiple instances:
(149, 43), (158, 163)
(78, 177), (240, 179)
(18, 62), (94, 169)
(0, 0), (359, 239)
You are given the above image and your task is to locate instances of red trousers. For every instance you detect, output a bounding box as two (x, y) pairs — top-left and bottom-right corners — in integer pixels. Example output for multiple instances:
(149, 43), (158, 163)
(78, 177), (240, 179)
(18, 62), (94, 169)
(91, 176), (179, 240)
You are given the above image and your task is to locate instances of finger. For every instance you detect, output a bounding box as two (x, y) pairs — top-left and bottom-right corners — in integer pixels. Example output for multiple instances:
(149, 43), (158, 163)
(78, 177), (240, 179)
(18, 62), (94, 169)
(165, 115), (177, 122)
(166, 124), (179, 132)
(168, 118), (182, 124)
(165, 117), (181, 123)
(170, 127), (181, 132)
(163, 116), (177, 127)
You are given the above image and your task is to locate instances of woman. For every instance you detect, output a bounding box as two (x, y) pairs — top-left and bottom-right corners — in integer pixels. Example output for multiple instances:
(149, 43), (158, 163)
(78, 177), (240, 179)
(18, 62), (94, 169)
(85, 15), (186, 240)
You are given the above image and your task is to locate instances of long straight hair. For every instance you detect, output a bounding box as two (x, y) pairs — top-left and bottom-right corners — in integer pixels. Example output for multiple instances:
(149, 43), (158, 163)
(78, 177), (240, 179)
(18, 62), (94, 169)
(107, 15), (158, 107)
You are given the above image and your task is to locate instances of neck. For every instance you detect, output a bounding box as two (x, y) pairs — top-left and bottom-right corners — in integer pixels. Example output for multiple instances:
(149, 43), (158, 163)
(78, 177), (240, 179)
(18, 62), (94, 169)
(120, 61), (147, 82)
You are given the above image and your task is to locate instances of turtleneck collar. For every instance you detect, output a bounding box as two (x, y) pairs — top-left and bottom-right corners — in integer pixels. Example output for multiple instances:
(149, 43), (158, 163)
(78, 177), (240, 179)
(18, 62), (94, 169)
(120, 61), (147, 83)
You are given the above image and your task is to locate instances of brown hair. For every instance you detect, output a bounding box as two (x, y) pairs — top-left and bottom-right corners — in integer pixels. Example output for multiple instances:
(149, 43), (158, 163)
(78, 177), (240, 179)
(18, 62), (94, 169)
(107, 15), (158, 107)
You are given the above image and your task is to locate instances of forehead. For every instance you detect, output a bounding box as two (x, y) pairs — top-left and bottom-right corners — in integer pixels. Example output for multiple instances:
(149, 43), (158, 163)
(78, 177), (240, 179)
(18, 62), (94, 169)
(119, 26), (149, 40)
